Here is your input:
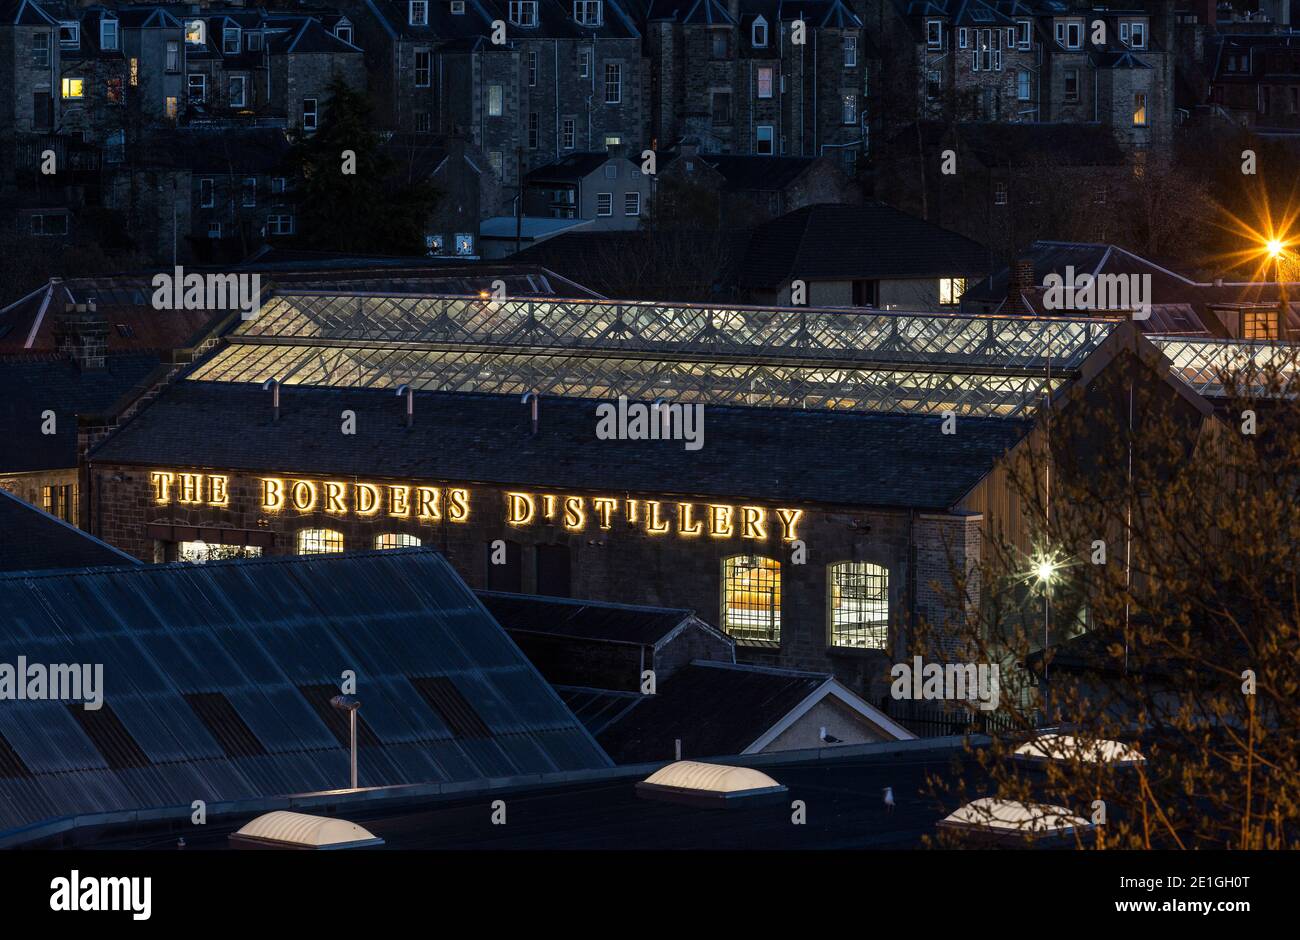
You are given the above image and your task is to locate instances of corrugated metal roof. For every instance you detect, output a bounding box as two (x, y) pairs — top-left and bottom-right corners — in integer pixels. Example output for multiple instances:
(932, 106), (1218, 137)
(0, 548), (610, 835)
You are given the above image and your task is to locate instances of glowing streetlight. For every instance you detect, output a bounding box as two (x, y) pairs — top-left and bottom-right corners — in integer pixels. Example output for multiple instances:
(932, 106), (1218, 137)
(1267, 239), (1285, 259)
(1035, 559), (1057, 583)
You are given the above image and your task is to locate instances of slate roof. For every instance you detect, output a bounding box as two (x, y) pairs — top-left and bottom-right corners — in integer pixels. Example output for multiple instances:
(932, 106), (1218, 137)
(0, 548), (610, 835)
(367, 0), (640, 40)
(738, 203), (993, 289)
(90, 383), (1029, 511)
(575, 661), (829, 762)
(0, 352), (161, 473)
(524, 152), (618, 183)
(0, 489), (139, 573)
(478, 591), (700, 646)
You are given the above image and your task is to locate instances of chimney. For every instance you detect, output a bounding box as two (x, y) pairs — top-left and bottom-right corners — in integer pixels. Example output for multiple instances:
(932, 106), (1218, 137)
(53, 302), (107, 371)
(1006, 257), (1035, 315)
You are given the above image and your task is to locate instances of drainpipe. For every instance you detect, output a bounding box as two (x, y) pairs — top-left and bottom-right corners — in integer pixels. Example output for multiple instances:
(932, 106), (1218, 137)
(554, 39), (560, 159)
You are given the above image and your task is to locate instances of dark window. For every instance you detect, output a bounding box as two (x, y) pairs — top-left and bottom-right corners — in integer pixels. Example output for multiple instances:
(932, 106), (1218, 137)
(297, 684), (381, 748)
(711, 30), (728, 58)
(852, 279), (877, 306)
(711, 91), (731, 125)
(409, 676), (491, 738)
(33, 91), (52, 130)
(486, 539), (522, 591)
(184, 692), (266, 758)
(535, 544), (572, 597)
(66, 703), (151, 770)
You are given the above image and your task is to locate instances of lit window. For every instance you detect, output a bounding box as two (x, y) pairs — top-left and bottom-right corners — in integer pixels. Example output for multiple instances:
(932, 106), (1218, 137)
(165, 96), (178, 119)
(409, 0), (428, 26)
(1243, 309), (1280, 340)
(722, 555), (781, 644)
(129, 57), (139, 86)
(180, 542), (262, 563)
(753, 17), (768, 48)
(574, 0), (602, 26)
(624, 191), (640, 216)
(756, 124), (774, 155)
(455, 233), (474, 255)
(604, 62), (621, 104)
(603, 134), (620, 146)
(185, 19), (204, 45)
(828, 562), (888, 649)
(844, 35), (857, 67)
(298, 529), (344, 554)
(939, 277), (967, 305)
(61, 78), (84, 99)
(375, 533), (422, 549)
(106, 78), (123, 103)
(509, 1), (538, 27)
(596, 192), (612, 216)
(757, 66), (774, 99)
(425, 233), (443, 254)
(1133, 92), (1147, 126)
(487, 83), (503, 116)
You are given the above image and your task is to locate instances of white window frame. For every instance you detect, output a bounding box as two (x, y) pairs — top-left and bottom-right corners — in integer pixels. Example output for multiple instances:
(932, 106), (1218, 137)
(958, 27), (968, 49)
(303, 96), (318, 131)
(451, 0), (465, 12)
(596, 192), (613, 216)
(844, 35), (857, 67)
(579, 48), (591, 78)
(32, 31), (50, 68)
(409, 1), (429, 26)
(926, 19), (943, 50)
(223, 26), (240, 54)
(562, 117), (576, 149)
(756, 124), (774, 155)
(625, 191), (640, 216)
(574, 0), (603, 27)
(753, 16), (768, 48)
(336, 25), (353, 43)
(101, 19), (118, 51)
(1016, 19), (1031, 49)
(59, 21), (79, 49)
(757, 66), (774, 99)
(1130, 22), (1146, 49)
(509, 1), (538, 27)
(604, 61), (621, 104)
(1017, 69), (1031, 101)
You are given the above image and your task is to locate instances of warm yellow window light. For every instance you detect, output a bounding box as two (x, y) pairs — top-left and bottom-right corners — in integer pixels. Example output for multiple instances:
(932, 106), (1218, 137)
(61, 78), (84, 99)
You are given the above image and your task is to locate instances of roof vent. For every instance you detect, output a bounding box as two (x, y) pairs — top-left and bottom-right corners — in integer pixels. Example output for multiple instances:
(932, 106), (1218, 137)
(229, 811), (384, 850)
(636, 760), (787, 808)
(1012, 734), (1144, 766)
(936, 798), (1091, 843)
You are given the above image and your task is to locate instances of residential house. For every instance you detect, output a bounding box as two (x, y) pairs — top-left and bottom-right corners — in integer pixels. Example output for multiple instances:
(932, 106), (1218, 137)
(522, 145), (649, 229)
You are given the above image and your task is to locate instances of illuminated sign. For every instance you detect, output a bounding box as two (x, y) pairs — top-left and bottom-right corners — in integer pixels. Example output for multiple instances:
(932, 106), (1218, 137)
(147, 472), (803, 541)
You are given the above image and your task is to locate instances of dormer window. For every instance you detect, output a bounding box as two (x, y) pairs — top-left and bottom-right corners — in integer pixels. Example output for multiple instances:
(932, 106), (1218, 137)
(1054, 19), (1082, 50)
(926, 19), (944, 50)
(409, 0), (429, 26)
(1129, 21), (1146, 49)
(450, 0), (465, 12)
(59, 21), (79, 48)
(752, 16), (768, 48)
(336, 24), (353, 43)
(223, 26), (240, 54)
(185, 20), (205, 45)
(574, 0), (602, 27)
(1016, 19), (1031, 49)
(509, 1), (538, 26)
(247, 31), (263, 51)
(100, 18), (118, 51)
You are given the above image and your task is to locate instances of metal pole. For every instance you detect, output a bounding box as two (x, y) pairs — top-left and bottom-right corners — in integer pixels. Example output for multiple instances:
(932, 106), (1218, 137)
(349, 710), (358, 789)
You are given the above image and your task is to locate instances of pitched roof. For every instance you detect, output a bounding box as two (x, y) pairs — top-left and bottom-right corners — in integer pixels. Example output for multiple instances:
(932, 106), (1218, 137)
(738, 203), (993, 289)
(687, 153), (822, 192)
(0, 489), (139, 573)
(0, 548), (610, 835)
(478, 591), (701, 646)
(90, 383), (1029, 511)
(524, 152), (617, 183)
(0, 351), (161, 472)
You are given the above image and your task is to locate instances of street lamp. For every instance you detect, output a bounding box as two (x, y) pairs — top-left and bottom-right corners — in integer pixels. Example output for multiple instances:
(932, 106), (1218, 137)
(330, 695), (362, 790)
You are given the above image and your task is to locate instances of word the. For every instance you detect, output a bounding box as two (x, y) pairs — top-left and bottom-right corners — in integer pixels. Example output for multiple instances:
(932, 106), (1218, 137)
(595, 396), (704, 451)
(889, 656), (1000, 711)
(0, 657), (102, 710)
(151, 266), (262, 319)
(50, 871), (151, 921)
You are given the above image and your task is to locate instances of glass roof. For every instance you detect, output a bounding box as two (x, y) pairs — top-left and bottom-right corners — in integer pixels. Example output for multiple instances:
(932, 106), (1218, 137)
(1150, 337), (1300, 398)
(237, 293), (1117, 373)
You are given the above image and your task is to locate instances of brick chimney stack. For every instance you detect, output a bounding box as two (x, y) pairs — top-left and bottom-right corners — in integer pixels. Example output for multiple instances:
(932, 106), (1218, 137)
(54, 302), (107, 371)
(1006, 257), (1036, 315)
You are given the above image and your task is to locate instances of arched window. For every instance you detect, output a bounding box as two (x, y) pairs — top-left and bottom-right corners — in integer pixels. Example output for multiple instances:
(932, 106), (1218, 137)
(752, 16), (768, 48)
(375, 533), (421, 549)
(828, 561), (888, 649)
(722, 554), (780, 643)
(298, 528), (343, 554)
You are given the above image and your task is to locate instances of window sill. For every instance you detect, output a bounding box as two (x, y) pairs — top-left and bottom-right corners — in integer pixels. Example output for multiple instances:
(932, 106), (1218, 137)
(827, 644), (889, 658)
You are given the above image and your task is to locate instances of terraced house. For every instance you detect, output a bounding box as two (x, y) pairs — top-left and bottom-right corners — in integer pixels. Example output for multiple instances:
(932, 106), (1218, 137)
(354, 0), (647, 196)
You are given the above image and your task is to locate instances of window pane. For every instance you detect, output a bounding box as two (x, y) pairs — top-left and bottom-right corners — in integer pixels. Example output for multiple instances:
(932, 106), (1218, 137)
(828, 562), (888, 649)
(298, 528), (343, 554)
(375, 533), (421, 549)
(722, 555), (780, 643)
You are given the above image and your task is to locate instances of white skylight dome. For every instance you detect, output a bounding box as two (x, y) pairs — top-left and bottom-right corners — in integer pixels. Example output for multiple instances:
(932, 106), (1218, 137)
(229, 811), (385, 850)
(637, 761), (787, 807)
(1013, 734), (1145, 766)
(937, 798), (1091, 841)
